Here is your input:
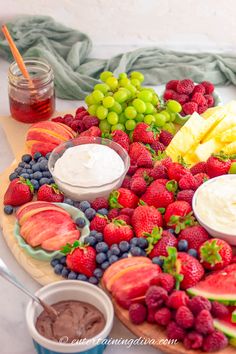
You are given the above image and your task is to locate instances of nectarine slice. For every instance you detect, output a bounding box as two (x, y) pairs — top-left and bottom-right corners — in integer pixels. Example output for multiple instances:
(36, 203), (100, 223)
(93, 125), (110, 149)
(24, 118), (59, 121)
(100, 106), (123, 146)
(16, 202), (65, 220)
(18, 206), (71, 226)
(41, 230), (80, 251)
(27, 130), (66, 145)
(28, 121), (73, 140)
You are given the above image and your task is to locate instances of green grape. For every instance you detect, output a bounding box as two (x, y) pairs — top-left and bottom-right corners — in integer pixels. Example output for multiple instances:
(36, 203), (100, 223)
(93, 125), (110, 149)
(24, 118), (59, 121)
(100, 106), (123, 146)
(126, 84), (137, 96)
(118, 73), (127, 80)
(88, 104), (98, 116)
(167, 100), (182, 113)
(96, 106), (108, 120)
(94, 83), (110, 94)
(161, 110), (171, 122)
(99, 119), (111, 133)
(136, 113), (144, 122)
(130, 71), (144, 83)
(229, 162), (236, 174)
(145, 102), (155, 114)
(107, 112), (119, 125)
(119, 87), (131, 99)
(154, 113), (166, 127)
(138, 90), (153, 102)
(125, 119), (136, 131)
(111, 123), (125, 132)
(125, 106), (137, 119)
(113, 90), (128, 103)
(100, 71), (113, 82)
(169, 112), (176, 122)
(133, 98), (146, 113)
(151, 95), (160, 106)
(131, 78), (141, 88)
(118, 113), (126, 124)
(85, 94), (95, 105)
(103, 96), (115, 108)
(110, 101), (122, 114)
(163, 122), (176, 134)
(106, 77), (118, 90)
(119, 77), (131, 87)
(92, 90), (104, 103)
(144, 114), (155, 125)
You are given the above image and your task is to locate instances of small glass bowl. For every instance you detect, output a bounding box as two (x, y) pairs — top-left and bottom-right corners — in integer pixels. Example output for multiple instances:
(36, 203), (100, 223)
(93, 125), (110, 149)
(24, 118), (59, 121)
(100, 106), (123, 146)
(48, 137), (130, 202)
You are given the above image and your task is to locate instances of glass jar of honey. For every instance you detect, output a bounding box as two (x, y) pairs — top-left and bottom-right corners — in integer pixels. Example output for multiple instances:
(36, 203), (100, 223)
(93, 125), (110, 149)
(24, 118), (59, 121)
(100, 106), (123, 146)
(8, 58), (55, 123)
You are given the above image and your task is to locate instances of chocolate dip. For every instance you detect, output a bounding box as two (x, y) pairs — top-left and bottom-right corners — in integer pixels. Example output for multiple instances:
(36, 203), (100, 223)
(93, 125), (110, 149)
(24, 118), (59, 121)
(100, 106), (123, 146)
(36, 300), (105, 342)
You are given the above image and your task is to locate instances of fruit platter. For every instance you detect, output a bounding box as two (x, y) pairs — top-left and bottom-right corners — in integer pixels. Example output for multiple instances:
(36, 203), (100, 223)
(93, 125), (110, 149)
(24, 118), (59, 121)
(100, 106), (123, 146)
(1, 71), (236, 354)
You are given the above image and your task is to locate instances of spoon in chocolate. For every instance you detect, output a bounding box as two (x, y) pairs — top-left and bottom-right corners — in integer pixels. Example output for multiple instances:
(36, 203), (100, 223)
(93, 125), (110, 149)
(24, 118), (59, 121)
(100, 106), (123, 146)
(0, 258), (58, 320)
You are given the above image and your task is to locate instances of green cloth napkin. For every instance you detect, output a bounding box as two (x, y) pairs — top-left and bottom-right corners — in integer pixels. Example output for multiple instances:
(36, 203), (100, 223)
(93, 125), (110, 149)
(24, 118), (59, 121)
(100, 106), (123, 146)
(1, 15), (236, 100)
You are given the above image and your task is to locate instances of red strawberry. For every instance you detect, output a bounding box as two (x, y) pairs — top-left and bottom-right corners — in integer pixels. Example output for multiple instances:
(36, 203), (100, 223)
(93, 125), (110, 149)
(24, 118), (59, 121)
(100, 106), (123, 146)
(104, 219), (133, 246)
(37, 184), (64, 202)
(131, 205), (163, 238)
(164, 201), (194, 233)
(129, 142), (149, 162)
(177, 189), (195, 205)
(79, 126), (101, 137)
(200, 238), (233, 271)
(114, 214), (131, 225)
(194, 172), (209, 188)
(110, 130), (130, 152)
(141, 180), (176, 209)
(190, 162), (207, 175)
(179, 174), (198, 191)
(130, 177), (147, 195)
(4, 177), (34, 206)
(109, 188), (139, 209)
(167, 162), (189, 182)
(90, 214), (108, 232)
(178, 225), (210, 251)
(163, 247), (204, 289)
(133, 123), (159, 144)
(206, 153), (231, 178)
(146, 228), (177, 258)
(63, 241), (96, 277)
(159, 130), (173, 146)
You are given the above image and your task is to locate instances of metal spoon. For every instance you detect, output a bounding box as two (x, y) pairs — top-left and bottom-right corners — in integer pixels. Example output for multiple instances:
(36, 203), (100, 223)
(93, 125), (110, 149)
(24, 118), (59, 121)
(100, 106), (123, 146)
(0, 258), (58, 320)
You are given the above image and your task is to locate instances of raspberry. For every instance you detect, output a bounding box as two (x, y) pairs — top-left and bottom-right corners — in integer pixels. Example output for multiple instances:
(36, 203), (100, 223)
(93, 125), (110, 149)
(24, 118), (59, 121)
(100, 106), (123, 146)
(211, 301), (229, 319)
(150, 141), (165, 153)
(145, 286), (168, 310)
(63, 114), (74, 125)
(163, 89), (175, 101)
(182, 101), (198, 115)
(52, 116), (64, 123)
(82, 115), (99, 129)
(75, 110), (88, 120)
(177, 79), (195, 95)
(192, 93), (207, 106)
(194, 172), (209, 188)
(91, 197), (109, 211)
(166, 80), (179, 91)
(184, 331), (203, 350)
(149, 165), (167, 180)
(151, 273), (175, 293)
(74, 120), (85, 133)
(201, 81), (214, 95)
(115, 214), (131, 225)
(120, 208), (135, 217)
(174, 93), (189, 105)
(203, 330), (228, 352)
(154, 307), (172, 326)
(107, 208), (119, 221)
(137, 152), (153, 168)
(130, 177), (147, 195)
(167, 321), (186, 341)
(166, 290), (190, 309)
(195, 310), (214, 335)
(205, 94), (215, 107)
(75, 106), (87, 115)
(147, 308), (156, 323)
(192, 84), (206, 95)
(190, 162), (207, 175)
(129, 303), (147, 324)
(177, 189), (195, 204)
(159, 130), (173, 146)
(198, 104), (208, 114)
(90, 214), (108, 232)
(188, 296), (212, 316)
(112, 130), (130, 152)
(179, 173), (198, 190)
(176, 306), (194, 329)
(121, 175), (131, 189)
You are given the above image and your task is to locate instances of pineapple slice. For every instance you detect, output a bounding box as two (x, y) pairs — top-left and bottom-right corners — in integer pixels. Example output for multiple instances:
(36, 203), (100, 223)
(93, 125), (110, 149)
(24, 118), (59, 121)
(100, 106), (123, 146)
(219, 127), (236, 143)
(193, 138), (225, 162)
(222, 141), (236, 154)
(203, 114), (236, 142)
(201, 106), (222, 119)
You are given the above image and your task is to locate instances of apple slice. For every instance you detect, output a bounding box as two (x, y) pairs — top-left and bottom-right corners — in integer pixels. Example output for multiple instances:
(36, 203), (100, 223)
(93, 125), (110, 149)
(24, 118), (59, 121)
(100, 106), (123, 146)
(41, 230), (80, 251)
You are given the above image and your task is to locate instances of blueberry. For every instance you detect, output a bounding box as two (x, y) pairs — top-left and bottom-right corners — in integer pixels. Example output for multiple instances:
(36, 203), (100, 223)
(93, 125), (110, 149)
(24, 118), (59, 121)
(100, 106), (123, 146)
(79, 201), (91, 212)
(42, 171), (51, 178)
(68, 271), (78, 280)
(4, 205), (13, 215)
(109, 255), (118, 264)
(101, 261), (110, 270)
(39, 161), (48, 171)
(21, 169), (27, 174)
(29, 160), (35, 166)
(130, 237), (139, 247)
(59, 256), (67, 265)
(26, 169), (33, 174)
(33, 152), (42, 161)
(33, 172), (43, 180)
(188, 249), (198, 258)
(152, 257), (164, 267)
(140, 249), (147, 257)
(107, 250), (112, 258)
(121, 252), (129, 259)
(30, 179), (39, 190)
(32, 164), (41, 172)
(22, 154), (32, 163)
(29, 174), (34, 179)
(38, 157), (46, 162)
(21, 173), (30, 179)
(77, 274), (88, 281)
(73, 201), (81, 209)
(168, 228), (175, 234)
(94, 268), (103, 278)
(85, 207), (96, 220)
(137, 238), (148, 249)
(96, 252), (107, 264)
(45, 153), (51, 159)
(54, 264), (63, 275)
(61, 267), (69, 278)
(75, 217), (86, 228)
(48, 178), (55, 184)
(95, 232), (103, 242)
(15, 167), (22, 174)
(97, 208), (108, 216)
(89, 276), (99, 285)
(119, 241), (130, 253)
(89, 230), (98, 237)
(130, 246), (142, 256)
(84, 236), (97, 246)
(9, 172), (18, 181)
(64, 198), (74, 205)
(50, 258), (60, 267)
(24, 164), (31, 169)
(178, 239), (188, 252)
(39, 178), (50, 186)
(110, 244), (121, 256)
(96, 242), (109, 253)
(19, 162), (26, 168)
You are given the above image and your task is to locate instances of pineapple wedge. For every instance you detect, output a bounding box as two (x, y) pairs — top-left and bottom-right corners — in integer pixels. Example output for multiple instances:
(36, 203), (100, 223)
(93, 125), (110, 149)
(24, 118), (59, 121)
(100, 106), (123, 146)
(192, 138), (225, 162)
(222, 141), (236, 154)
(201, 106), (222, 119)
(219, 127), (236, 143)
(203, 114), (236, 142)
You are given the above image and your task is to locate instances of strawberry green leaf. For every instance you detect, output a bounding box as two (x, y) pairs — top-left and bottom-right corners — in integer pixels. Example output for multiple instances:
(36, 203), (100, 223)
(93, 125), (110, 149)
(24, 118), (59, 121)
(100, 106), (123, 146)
(200, 239), (223, 266)
(109, 190), (122, 208)
(162, 247), (183, 290)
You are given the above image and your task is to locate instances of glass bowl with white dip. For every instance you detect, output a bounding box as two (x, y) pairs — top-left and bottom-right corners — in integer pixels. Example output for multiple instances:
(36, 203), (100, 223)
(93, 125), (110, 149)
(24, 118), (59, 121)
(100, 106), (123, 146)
(48, 137), (130, 202)
(192, 174), (236, 245)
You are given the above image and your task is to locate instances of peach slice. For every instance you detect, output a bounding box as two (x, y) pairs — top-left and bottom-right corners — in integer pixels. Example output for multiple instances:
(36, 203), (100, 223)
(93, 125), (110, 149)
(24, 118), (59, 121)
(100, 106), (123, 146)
(56, 123), (76, 138)
(16, 202), (65, 220)
(27, 130), (66, 145)
(28, 142), (59, 156)
(41, 230), (80, 251)
(28, 121), (74, 139)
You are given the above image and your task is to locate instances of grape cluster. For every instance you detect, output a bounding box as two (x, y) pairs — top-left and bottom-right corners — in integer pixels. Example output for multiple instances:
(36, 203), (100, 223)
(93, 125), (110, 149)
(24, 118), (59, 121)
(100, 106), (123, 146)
(154, 100), (182, 135)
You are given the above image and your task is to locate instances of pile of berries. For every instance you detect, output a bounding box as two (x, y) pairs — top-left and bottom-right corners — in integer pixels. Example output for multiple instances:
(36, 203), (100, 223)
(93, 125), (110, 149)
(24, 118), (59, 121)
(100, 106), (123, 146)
(163, 79), (215, 115)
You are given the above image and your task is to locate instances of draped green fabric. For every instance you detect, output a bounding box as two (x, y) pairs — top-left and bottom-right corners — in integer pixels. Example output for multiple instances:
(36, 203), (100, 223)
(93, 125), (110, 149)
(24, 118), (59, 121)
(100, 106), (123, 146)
(1, 15), (236, 100)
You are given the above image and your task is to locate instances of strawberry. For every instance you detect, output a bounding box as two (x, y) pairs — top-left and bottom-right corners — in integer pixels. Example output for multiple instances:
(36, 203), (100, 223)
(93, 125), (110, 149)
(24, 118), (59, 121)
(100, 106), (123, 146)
(200, 238), (233, 271)
(133, 123), (159, 144)
(141, 180), (176, 209)
(167, 162), (190, 182)
(176, 189), (195, 204)
(109, 188), (139, 209)
(190, 161), (207, 175)
(164, 201), (195, 233)
(178, 174), (198, 191)
(114, 214), (131, 225)
(79, 126), (101, 138)
(130, 177), (147, 195)
(90, 214), (108, 232)
(163, 247), (204, 289)
(178, 225), (210, 251)
(110, 130), (130, 152)
(131, 205), (163, 237)
(194, 172), (209, 188)
(121, 175), (131, 189)
(206, 153), (231, 178)
(62, 241), (96, 277)
(37, 184), (64, 202)
(146, 227), (177, 258)
(104, 219), (134, 246)
(4, 177), (34, 206)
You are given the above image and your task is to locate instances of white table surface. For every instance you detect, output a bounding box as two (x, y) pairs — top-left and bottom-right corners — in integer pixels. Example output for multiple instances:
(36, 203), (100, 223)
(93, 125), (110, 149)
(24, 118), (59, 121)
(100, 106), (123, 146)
(0, 47), (236, 354)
